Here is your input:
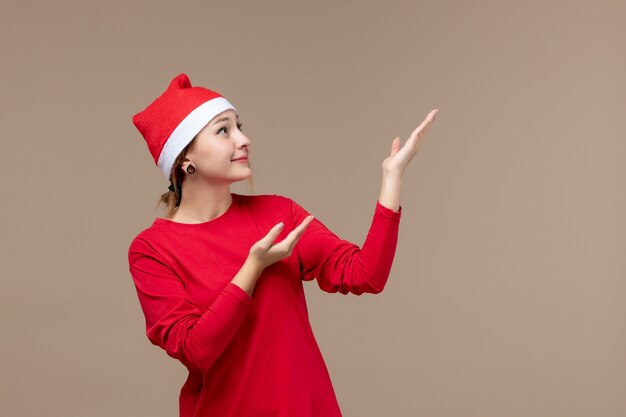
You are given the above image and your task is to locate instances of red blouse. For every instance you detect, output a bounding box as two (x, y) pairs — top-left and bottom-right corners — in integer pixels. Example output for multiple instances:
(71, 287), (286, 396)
(127, 193), (402, 417)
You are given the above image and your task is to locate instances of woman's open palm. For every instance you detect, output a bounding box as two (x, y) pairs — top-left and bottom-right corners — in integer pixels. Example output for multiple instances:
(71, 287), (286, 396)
(248, 215), (315, 270)
(382, 109), (439, 176)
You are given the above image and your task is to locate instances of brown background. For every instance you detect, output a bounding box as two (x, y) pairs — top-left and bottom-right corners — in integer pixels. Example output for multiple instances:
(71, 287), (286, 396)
(1, 1), (624, 416)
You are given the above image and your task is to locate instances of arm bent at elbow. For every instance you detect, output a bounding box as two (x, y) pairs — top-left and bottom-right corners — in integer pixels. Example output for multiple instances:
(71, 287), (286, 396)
(147, 282), (253, 372)
(129, 240), (254, 373)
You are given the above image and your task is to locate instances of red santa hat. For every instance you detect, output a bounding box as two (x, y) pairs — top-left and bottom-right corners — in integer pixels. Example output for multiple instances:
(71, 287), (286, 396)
(132, 73), (238, 179)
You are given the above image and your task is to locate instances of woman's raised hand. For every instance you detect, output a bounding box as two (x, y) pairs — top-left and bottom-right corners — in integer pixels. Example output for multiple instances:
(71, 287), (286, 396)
(247, 215), (315, 270)
(382, 109), (439, 177)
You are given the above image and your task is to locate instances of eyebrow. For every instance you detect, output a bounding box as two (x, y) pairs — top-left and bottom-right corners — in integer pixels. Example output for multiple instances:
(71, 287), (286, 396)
(212, 115), (240, 125)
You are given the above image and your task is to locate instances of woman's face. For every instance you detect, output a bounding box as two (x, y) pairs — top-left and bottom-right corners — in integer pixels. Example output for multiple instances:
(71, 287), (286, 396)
(184, 109), (252, 183)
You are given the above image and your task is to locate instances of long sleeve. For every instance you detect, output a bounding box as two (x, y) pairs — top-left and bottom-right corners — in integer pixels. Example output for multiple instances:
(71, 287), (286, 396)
(128, 237), (254, 373)
(289, 197), (402, 295)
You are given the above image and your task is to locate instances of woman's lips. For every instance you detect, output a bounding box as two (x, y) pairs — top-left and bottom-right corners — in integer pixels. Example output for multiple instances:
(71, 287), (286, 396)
(232, 158), (248, 163)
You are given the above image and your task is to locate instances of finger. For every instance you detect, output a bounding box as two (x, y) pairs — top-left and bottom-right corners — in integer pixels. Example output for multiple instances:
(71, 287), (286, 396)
(390, 137), (401, 156)
(411, 115), (433, 138)
(292, 215), (315, 237)
(282, 215), (315, 248)
(410, 109), (439, 139)
(259, 222), (286, 246)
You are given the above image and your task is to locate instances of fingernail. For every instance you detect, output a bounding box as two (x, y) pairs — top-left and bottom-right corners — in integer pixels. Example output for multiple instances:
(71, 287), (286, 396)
(277, 222), (284, 228)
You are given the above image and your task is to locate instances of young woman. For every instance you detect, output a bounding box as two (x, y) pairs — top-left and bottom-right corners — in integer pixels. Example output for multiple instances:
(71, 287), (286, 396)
(128, 72), (438, 417)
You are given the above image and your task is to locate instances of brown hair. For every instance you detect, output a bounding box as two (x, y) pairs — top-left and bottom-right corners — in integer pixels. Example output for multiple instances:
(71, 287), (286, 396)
(156, 137), (254, 218)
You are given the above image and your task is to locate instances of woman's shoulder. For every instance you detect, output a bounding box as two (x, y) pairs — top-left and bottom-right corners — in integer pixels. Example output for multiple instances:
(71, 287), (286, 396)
(127, 223), (162, 256)
(126, 212), (180, 259)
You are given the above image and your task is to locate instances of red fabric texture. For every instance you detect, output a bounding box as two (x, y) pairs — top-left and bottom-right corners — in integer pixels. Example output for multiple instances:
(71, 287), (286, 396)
(127, 193), (402, 417)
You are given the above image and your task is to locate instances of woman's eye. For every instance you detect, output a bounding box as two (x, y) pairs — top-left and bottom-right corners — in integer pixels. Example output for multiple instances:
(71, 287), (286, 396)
(217, 123), (243, 134)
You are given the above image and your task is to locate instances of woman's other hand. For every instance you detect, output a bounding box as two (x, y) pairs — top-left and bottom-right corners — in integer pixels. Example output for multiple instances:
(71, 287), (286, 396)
(247, 215), (315, 270)
(382, 108), (439, 177)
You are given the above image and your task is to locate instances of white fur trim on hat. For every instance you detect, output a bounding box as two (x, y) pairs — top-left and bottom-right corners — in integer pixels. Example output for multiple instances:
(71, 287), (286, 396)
(157, 96), (237, 179)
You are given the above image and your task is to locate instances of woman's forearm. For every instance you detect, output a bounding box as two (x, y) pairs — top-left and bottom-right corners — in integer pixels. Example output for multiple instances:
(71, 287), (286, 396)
(378, 109), (438, 212)
(231, 257), (265, 297)
(378, 171), (402, 212)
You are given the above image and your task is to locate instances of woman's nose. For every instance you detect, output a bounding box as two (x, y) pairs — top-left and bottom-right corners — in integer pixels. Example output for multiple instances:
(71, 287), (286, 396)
(238, 133), (251, 147)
